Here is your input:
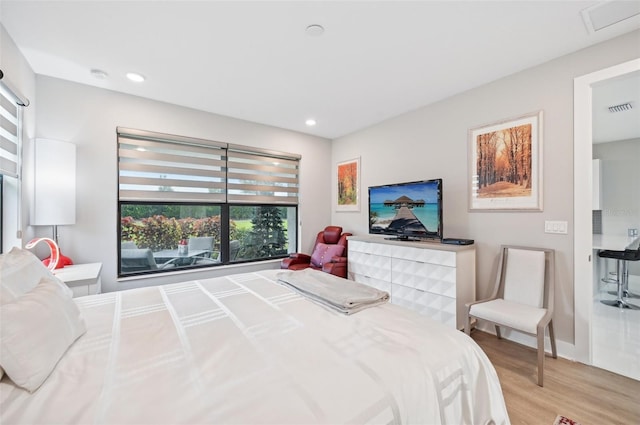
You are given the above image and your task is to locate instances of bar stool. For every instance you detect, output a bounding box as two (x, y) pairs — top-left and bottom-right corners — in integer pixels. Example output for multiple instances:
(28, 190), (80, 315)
(598, 245), (640, 310)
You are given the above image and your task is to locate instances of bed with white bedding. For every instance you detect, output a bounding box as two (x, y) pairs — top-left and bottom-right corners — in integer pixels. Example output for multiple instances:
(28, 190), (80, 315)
(0, 249), (509, 424)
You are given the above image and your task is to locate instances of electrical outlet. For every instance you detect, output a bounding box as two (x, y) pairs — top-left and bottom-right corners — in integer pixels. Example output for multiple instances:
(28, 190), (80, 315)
(629, 228), (639, 237)
(545, 220), (568, 234)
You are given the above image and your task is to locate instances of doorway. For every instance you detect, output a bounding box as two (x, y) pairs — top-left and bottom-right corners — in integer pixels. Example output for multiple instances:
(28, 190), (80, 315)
(573, 58), (640, 373)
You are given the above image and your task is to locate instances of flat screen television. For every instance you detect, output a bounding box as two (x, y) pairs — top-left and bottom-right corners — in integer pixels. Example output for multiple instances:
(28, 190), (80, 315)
(368, 178), (443, 241)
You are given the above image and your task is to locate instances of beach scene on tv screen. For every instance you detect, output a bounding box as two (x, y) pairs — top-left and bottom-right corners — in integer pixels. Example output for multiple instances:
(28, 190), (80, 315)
(369, 181), (440, 237)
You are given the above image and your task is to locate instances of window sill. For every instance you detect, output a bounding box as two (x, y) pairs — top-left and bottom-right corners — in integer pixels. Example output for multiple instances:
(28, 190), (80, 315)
(116, 258), (282, 283)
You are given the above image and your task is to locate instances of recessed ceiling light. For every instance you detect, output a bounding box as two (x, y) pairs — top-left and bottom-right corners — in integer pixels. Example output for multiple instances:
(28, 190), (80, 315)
(305, 119), (317, 126)
(90, 69), (108, 79)
(126, 72), (145, 82)
(305, 24), (324, 36)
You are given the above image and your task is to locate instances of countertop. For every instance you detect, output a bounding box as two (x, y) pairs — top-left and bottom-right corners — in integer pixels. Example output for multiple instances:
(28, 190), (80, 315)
(593, 234), (639, 251)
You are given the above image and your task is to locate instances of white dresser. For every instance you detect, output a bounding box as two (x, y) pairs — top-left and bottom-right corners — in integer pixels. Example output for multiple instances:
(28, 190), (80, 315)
(348, 236), (475, 329)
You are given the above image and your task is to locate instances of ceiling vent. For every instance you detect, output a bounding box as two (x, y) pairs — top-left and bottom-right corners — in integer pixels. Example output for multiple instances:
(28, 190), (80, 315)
(608, 102), (633, 113)
(581, 1), (640, 33)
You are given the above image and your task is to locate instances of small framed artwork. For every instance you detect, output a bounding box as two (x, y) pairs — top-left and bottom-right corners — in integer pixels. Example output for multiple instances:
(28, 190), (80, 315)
(336, 157), (360, 212)
(469, 111), (543, 211)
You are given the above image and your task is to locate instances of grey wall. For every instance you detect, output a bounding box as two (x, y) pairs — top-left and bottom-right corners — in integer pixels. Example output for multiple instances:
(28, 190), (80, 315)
(29, 76), (332, 293)
(331, 30), (640, 346)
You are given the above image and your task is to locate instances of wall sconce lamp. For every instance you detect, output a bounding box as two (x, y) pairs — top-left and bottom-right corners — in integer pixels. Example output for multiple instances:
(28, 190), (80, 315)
(31, 139), (76, 268)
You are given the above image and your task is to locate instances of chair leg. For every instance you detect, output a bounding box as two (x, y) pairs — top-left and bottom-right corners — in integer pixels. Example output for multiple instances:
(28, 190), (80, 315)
(537, 330), (545, 387)
(548, 321), (557, 359)
(495, 325), (501, 339)
(464, 313), (471, 336)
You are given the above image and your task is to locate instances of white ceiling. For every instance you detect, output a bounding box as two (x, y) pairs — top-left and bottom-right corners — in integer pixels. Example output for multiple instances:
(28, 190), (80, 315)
(2, 1), (640, 139)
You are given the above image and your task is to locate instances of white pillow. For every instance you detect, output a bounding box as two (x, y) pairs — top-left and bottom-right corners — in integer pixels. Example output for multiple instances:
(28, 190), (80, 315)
(0, 276), (87, 392)
(0, 247), (72, 304)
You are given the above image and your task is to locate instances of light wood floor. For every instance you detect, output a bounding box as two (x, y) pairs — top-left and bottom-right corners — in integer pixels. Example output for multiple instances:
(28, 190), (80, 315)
(471, 330), (640, 425)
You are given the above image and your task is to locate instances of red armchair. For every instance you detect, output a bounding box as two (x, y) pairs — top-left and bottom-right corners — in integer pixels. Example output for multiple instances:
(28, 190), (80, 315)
(280, 226), (352, 278)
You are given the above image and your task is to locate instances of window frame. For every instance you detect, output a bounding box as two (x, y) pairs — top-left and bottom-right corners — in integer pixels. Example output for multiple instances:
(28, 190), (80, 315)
(117, 201), (298, 277)
(0, 79), (26, 253)
(1, 174), (4, 253)
(117, 128), (300, 278)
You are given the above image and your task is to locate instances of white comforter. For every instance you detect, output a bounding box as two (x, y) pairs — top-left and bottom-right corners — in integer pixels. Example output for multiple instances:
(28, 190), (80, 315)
(0, 270), (509, 424)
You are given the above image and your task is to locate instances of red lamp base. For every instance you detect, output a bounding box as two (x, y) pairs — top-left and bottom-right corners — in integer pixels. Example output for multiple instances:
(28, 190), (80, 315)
(43, 252), (73, 269)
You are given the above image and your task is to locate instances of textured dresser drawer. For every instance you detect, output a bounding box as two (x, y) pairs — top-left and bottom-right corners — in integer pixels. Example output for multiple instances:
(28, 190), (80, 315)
(348, 251), (391, 281)
(389, 244), (456, 267)
(391, 258), (456, 297)
(349, 240), (392, 257)
(392, 285), (456, 328)
(349, 272), (392, 294)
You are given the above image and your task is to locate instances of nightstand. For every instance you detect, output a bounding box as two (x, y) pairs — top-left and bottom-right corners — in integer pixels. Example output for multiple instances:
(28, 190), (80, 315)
(54, 263), (103, 298)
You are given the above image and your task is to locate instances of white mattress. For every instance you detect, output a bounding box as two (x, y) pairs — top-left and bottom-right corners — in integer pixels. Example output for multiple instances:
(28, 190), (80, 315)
(0, 270), (509, 424)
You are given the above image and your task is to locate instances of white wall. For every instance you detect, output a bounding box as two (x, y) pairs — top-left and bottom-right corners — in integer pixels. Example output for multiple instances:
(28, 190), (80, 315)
(331, 30), (640, 346)
(593, 138), (640, 276)
(31, 76), (332, 292)
(593, 138), (640, 236)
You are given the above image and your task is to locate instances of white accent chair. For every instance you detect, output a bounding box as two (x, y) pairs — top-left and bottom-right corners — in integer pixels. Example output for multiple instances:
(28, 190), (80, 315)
(464, 245), (557, 386)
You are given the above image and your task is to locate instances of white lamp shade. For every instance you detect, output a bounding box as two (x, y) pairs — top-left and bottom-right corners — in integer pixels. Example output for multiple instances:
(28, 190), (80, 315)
(31, 139), (76, 226)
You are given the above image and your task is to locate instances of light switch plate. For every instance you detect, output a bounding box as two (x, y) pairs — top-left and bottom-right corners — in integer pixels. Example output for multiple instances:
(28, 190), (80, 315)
(545, 220), (568, 234)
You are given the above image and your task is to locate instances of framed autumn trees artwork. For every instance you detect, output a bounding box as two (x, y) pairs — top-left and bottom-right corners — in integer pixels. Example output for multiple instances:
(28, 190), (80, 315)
(469, 111), (543, 211)
(336, 157), (360, 212)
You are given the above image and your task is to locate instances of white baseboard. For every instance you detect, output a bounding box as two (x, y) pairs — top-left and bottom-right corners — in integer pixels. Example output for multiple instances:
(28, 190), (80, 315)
(474, 322), (576, 361)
